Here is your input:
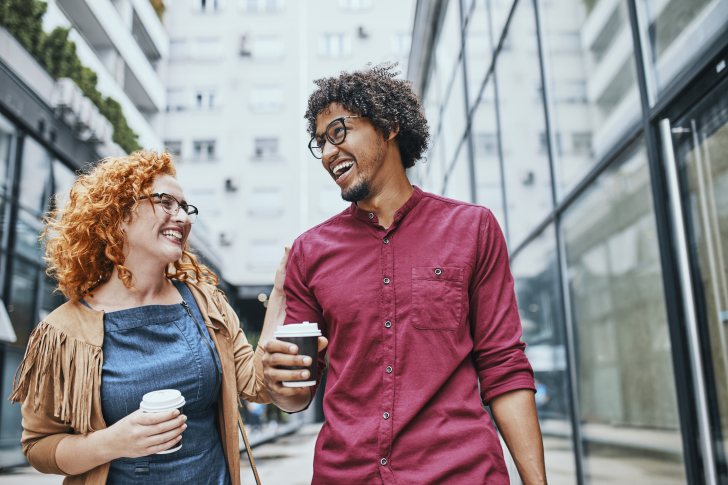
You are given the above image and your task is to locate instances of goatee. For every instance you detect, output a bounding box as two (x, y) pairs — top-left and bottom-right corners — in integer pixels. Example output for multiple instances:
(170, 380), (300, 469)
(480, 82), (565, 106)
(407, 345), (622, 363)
(341, 179), (371, 202)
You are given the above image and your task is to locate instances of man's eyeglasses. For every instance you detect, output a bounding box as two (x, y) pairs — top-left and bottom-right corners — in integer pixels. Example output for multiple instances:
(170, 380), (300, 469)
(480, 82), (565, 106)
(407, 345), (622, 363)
(308, 116), (365, 159)
(140, 193), (198, 224)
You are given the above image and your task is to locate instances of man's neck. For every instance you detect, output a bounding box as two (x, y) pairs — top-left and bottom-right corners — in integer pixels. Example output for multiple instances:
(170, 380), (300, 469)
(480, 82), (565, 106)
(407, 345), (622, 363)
(356, 172), (413, 230)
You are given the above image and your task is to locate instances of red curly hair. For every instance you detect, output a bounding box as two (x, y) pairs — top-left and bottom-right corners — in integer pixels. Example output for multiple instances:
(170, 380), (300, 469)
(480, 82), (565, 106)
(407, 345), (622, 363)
(43, 150), (218, 300)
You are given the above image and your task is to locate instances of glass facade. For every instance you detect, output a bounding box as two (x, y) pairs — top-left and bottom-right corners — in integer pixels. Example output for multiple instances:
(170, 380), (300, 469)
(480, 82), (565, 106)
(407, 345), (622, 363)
(409, 0), (728, 482)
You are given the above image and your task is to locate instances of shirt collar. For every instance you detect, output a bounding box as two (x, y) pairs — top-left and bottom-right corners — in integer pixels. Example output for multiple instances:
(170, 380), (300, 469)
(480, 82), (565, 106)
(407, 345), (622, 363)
(351, 185), (424, 225)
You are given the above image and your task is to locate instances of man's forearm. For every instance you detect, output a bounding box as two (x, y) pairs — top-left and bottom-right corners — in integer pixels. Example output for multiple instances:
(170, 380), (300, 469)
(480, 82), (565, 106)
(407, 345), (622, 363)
(490, 389), (547, 485)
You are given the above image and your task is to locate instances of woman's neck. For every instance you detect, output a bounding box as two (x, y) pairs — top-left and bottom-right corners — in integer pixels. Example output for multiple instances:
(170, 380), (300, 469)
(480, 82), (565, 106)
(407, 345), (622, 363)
(84, 260), (181, 312)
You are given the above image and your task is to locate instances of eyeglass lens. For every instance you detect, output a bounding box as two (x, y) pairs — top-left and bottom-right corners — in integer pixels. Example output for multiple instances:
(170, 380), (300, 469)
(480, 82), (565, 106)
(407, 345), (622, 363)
(310, 119), (347, 158)
(157, 194), (197, 223)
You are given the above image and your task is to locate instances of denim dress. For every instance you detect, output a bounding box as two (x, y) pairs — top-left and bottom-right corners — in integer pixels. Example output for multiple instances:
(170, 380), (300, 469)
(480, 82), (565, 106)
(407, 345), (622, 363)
(89, 280), (232, 484)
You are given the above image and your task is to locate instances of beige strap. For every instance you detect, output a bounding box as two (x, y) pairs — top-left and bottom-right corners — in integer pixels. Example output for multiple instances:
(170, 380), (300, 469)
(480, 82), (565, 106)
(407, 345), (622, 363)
(238, 397), (262, 485)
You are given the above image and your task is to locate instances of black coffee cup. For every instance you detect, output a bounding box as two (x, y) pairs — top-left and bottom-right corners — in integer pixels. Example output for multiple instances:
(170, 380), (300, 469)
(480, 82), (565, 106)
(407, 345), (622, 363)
(274, 322), (321, 387)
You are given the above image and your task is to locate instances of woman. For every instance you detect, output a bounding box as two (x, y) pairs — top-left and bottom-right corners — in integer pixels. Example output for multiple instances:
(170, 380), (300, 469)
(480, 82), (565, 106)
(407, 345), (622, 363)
(10, 151), (295, 484)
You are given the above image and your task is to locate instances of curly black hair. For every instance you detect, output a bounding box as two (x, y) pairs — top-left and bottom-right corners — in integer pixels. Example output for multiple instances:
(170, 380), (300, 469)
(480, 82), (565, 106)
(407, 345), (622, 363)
(305, 63), (430, 170)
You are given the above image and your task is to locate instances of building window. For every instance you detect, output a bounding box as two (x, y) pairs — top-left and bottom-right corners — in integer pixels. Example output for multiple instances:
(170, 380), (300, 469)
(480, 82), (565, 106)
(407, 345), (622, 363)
(473, 133), (497, 157)
(391, 34), (411, 57)
(339, 0), (371, 11)
(193, 140), (216, 161)
(253, 36), (284, 60)
(169, 39), (188, 60)
(572, 133), (592, 155)
(254, 137), (279, 158)
(194, 38), (223, 60)
(195, 89), (217, 109)
(198, 0), (221, 12)
(166, 89), (187, 111)
(165, 141), (182, 158)
(556, 81), (588, 104)
(249, 240), (282, 271)
(241, 0), (282, 13)
(250, 188), (282, 217)
(319, 34), (351, 58)
(251, 86), (283, 112)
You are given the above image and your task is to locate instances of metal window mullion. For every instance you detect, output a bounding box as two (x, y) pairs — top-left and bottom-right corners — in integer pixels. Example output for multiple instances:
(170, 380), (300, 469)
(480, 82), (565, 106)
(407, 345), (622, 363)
(531, 0), (585, 482)
(459, 0), (477, 204)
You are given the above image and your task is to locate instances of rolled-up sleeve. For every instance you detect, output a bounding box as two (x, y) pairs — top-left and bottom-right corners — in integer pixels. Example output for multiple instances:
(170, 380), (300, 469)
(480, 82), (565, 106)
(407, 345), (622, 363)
(283, 238), (327, 410)
(469, 210), (535, 404)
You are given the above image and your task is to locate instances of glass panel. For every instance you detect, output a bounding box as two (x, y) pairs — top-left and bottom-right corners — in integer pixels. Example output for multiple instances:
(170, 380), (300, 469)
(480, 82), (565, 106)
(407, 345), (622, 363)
(464, 0), (494, 107)
(539, 0), (641, 200)
(672, 76), (728, 479)
(639, 0), (728, 99)
(512, 225), (577, 485)
(7, 259), (40, 348)
(0, 112), (14, 197)
(15, 209), (44, 263)
(562, 140), (687, 484)
(443, 144), (471, 202)
(0, 347), (26, 463)
(472, 81), (506, 230)
(497, 0), (553, 248)
(19, 136), (52, 214)
(52, 159), (77, 210)
(435, 0), (463, 94)
(441, 64), (468, 168)
(490, 0), (513, 45)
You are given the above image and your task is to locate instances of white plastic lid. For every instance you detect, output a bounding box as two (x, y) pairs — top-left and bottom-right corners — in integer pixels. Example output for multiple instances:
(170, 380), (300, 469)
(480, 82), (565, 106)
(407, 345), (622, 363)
(274, 321), (322, 338)
(140, 389), (185, 412)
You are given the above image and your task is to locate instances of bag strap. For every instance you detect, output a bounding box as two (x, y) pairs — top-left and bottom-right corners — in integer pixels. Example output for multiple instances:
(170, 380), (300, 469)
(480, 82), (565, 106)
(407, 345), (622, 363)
(237, 396), (262, 485)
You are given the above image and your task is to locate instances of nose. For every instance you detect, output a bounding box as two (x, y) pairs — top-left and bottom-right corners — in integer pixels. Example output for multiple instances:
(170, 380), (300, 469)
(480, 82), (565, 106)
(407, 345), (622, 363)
(321, 138), (340, 165)
(172, 206), (190, 225)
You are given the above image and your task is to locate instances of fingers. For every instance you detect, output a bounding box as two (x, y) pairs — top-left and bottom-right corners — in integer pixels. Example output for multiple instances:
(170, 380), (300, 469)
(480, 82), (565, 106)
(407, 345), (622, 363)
(133, 409), (180, 426)
(317, 336), (329, 352)
(266, 351), (310, 368)
(265, 339), (298, 355)
(148, 433), (183, 455)
(148, 414), (187, 436)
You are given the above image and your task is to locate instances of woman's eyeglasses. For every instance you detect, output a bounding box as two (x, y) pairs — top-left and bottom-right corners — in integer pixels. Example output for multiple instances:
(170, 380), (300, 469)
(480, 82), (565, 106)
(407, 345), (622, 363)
(140, 193), (198, 224)
(308, 116), (365, 159)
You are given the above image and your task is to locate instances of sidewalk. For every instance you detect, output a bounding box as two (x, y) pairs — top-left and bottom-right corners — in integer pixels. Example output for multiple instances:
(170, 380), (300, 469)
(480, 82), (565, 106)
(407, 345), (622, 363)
(0, 423), (322, 485)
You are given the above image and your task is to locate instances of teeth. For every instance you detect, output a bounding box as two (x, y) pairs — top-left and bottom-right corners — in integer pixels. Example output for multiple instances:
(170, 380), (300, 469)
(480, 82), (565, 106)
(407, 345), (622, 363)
(333, 161), (354, 175)
(163, 230), (182, 241)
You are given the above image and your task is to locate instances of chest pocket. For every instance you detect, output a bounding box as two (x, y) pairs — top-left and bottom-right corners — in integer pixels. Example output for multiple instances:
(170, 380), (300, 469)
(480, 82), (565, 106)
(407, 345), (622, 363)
(411, 266), (464, 331)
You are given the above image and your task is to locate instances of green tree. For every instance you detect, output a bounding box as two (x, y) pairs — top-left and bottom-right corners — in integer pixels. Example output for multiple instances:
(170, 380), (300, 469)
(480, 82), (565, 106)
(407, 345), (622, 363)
(0, 0), (47, 57)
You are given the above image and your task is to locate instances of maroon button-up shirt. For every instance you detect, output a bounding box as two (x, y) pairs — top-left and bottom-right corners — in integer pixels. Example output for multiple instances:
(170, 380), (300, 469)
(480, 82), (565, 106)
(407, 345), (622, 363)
(284, 186), (535, 484)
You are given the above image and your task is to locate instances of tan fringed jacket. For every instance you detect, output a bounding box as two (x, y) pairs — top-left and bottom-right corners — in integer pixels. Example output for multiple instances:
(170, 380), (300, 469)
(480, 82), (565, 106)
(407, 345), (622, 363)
(9, 280), (270, 485)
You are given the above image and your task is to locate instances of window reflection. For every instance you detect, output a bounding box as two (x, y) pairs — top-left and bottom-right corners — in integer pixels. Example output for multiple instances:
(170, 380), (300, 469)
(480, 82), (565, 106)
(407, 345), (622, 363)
(8, 258), (40, 349)
(639, 0), (728, 99)
(0, 113), (13, 197)
(539, 0), (641, 200)
(497, 0), (553, 248)
(464, 0), (493, 107)
(511, 224), (577, 485)
(562, 140), (687, 484)
(19, 136), (52, 215)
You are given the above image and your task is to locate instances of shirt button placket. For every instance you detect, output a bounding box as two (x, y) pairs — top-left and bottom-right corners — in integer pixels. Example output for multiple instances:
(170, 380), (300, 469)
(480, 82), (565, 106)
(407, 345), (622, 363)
(380, 225), (395, 469)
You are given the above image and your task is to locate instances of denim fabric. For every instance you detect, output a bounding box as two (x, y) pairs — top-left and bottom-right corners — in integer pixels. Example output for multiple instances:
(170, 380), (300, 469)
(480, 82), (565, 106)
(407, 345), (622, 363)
(91, 280), (231, 484)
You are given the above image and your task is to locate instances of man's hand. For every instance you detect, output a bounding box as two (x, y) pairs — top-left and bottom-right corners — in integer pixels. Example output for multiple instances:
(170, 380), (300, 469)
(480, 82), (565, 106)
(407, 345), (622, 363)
(262, 337), (328, 412)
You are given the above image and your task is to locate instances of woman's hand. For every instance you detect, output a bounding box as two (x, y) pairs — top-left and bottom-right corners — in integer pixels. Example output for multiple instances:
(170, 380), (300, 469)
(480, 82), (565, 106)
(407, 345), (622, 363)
(273, 247), (290, 293)
(105, 409), (187, 459)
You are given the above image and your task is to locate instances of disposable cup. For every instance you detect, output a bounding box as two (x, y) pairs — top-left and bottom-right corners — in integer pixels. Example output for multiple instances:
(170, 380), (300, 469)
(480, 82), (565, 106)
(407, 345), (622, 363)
(273, 322), (321, 387)
(139, 389), (186, 454)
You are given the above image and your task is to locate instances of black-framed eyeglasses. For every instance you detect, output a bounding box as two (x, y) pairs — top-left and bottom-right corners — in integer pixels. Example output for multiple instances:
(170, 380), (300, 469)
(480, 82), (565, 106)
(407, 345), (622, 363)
(140, 193), (198, 224)
(308, 116), (365, 159)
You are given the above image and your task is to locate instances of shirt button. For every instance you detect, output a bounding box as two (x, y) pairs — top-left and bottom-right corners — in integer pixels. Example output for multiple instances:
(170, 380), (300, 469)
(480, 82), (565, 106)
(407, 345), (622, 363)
(383, 277), (390, 284)
(385, 321), (392, 328)
(435, 268), (442, 275)
(381, 458), (387, 466)
(383, 412), (390, 420)
(383, 237), (389, 244)
(369, 213), (374, 219)
(386, 366), (392, 373)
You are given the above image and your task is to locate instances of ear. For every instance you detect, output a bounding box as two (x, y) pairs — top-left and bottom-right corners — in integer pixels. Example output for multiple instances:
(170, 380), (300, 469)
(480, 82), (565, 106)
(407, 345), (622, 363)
(385, 123), (400, 142)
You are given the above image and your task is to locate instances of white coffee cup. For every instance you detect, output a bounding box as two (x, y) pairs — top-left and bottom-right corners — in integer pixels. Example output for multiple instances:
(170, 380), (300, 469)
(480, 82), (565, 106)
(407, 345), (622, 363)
(273, 322), (322, 388)
(139, 389), (186, 454)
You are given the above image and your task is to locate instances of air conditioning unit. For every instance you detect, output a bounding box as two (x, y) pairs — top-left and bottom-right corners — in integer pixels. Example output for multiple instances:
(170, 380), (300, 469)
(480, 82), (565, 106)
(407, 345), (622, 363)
(51, 78), (82, 127)
(88, 116), (113, 144)
(75, 97), (95, 131)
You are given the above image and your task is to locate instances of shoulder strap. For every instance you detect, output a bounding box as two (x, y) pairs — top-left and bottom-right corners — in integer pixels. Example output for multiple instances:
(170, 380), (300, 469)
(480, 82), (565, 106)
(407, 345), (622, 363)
(237, 397), (262, 485)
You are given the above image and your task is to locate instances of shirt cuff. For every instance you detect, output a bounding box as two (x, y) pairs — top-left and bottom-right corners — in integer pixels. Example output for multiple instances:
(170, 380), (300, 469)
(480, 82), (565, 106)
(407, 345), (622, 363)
(481, 374), (536, 405)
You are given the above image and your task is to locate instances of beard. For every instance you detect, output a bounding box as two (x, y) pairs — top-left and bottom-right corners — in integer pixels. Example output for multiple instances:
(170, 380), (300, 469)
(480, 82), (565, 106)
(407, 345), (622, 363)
(341, 178), (371, 202)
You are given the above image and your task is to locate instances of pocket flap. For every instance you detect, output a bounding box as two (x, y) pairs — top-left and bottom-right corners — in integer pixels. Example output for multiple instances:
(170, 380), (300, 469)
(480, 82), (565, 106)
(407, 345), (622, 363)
(411, 266), (464, 282)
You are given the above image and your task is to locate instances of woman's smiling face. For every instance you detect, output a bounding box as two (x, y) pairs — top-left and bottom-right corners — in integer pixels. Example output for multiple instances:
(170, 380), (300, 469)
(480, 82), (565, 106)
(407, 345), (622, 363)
(122, 174), (192, 266)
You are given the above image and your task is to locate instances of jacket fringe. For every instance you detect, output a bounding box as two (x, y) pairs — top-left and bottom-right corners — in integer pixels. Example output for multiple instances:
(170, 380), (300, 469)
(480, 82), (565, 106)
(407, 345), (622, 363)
(8, 321), (102, 434)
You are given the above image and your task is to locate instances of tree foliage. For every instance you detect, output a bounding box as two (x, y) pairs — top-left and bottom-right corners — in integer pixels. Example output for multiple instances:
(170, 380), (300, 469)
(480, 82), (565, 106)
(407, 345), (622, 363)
(0, 0), (141, 153)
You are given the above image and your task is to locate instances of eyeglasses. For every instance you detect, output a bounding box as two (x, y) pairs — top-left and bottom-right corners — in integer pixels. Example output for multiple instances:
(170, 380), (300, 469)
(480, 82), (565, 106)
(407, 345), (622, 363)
(308, 116), (365, 159)
(140, 193), (198, 224)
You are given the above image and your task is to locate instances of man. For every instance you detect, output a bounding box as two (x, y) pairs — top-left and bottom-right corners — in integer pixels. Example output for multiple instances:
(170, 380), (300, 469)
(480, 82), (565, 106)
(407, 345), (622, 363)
(262, 64), (547, 484)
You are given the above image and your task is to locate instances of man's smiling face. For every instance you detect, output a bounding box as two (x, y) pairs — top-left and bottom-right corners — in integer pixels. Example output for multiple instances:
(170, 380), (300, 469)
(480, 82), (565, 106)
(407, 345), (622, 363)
(315, 103), (386, 202)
